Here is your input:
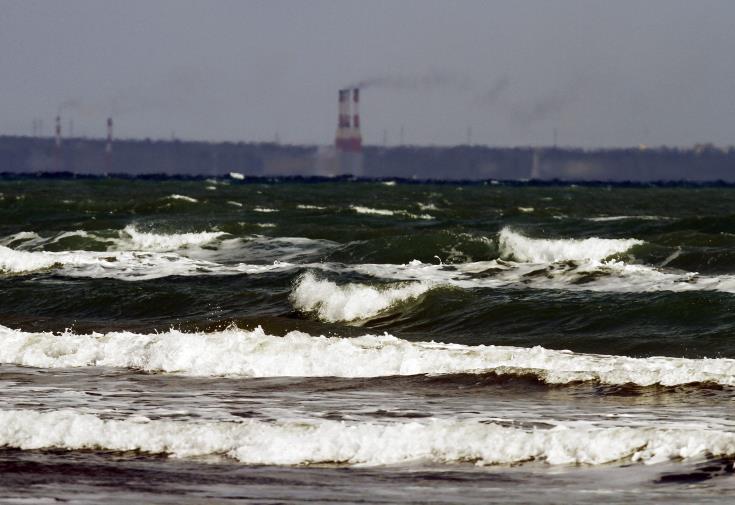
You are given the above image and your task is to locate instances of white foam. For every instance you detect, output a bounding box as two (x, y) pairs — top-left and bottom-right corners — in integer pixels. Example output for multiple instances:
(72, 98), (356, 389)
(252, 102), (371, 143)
(1, 325), (733, 386)
(0, 245), (290, 279)
(227, 201), (243, 207)
(290, 272), (434, 322)
(498, 227), (643, 263)
(0, 230), (96, 251)
(0, 245), (66, 273)
(0, 231), (41, 247)
(518, 207), (535, 213)
(587, 215), (670, 222)
(253, 207), (278, 213)
(229, 172), (245, 180)
(117, 225), (226, 251)
(1, 409), (733, 466)
(352, 259), (735, 295)
(351, 205), (433, 220)
(351, 205), (396, 216)
(297, 204), (327, 210)
(164, 194), (198, 203)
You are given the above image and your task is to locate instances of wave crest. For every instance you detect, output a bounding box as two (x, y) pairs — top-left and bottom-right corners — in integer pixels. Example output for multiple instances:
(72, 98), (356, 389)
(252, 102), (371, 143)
(118, 225), (227, 251)
(1, 325), (733, 386)
(290, 272), (434, 322)
(498, 227), (643, 263)
(1, 409), (733, 466)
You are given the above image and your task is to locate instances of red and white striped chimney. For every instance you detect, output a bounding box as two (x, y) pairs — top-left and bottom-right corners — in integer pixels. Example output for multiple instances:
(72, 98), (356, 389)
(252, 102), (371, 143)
(335, 89), (351, 151)
(350, 88), (362, 152)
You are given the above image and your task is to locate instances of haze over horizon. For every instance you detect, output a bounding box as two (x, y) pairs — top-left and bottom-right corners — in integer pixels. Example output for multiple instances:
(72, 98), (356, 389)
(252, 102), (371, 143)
(2, 0), (734, 148)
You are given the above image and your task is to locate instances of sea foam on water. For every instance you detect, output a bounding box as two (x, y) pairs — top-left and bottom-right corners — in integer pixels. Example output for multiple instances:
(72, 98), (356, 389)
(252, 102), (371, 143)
(1, 324), (733, 386)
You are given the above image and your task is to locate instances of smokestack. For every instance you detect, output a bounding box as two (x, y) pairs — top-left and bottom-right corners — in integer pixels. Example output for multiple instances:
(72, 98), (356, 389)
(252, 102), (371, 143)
(54, 115), (62, 171)
(105, 117), (113, 172)
(55, 116), (61, 148)
(106, 117), (113, 154)
(335, 89), (351, 151)
(350, 88), (362, 152)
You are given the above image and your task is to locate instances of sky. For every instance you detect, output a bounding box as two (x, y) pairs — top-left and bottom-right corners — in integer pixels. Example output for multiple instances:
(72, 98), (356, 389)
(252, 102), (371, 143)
(1, 0), (734, 148)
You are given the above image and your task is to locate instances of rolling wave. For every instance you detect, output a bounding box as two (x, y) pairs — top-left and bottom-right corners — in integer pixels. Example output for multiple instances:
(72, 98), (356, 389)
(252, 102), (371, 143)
(1, 325), (733, 386)
(498, 227), (643, 263)
(290, 272), (434, 322)
(116, 225), (227, 251)
(1, 409), (733, 466)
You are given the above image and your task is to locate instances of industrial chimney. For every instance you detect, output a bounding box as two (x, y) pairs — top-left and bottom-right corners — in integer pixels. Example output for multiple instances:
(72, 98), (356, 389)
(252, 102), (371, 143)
(333, 88), (364, 176)
(54, 115), (62, 171)
(350, 88), (362, 152)
(55, 116), (61, 148)
(105, 117), (113, 172)
(106, 117), (113, 154)
(335, 89), (351, 151)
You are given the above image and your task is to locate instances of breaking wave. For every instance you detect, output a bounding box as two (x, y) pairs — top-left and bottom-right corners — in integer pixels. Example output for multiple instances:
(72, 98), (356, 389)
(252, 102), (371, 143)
(164, 194), (198, 203)
(1, 409), (733, 466)
(0, 246), (288, 279)
(116, 225), (227, 252)
(1, 325), (733, 386)
(290, 272), (434, 322)
(498, 227), (643, 263)
(350, 205), (434, 220)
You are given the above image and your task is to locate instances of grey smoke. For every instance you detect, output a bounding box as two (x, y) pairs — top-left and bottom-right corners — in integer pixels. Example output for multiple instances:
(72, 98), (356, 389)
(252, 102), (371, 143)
(350, 70), (473, 92)
(474, 76), (511, 106)
(58, 67), (220, 119)
(509, 75), (591, 129)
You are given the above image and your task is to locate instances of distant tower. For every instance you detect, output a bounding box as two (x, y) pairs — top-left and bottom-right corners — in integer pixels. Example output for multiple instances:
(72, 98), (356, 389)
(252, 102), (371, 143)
(54, 115), (62, 170)
(350, 88), (362, 152)
(55, 116), (61, 148)
(333, 88), (363, 176)
(335, 89), (351, 151)
(105, 117), (113, 172)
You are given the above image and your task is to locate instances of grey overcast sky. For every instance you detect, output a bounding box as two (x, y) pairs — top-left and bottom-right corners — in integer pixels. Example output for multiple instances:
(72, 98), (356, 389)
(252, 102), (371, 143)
(1, 0), (734, 147)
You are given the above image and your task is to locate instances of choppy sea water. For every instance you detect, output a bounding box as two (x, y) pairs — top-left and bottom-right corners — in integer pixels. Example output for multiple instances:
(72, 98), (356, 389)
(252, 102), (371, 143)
(0, 177), (734, 504)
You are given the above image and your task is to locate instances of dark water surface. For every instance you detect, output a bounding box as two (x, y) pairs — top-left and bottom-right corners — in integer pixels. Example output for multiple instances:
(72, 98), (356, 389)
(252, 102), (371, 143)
(0, 177), (733, 503)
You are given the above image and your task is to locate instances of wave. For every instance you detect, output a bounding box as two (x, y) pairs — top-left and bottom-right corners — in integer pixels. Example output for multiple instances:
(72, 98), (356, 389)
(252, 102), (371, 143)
(498, 228), (643, 263)
(116, 225), (227, 252)
(0, 246), (289, 279)
(1, 325), (733, 385)
(4, 226), (735, 295)
(0, 230), (100, 251)
(351, 259), (735, 295)
(586, 215), (671, 222)
(164, 194), (198, 203)
(290, 272), (434, 322)
(350, 205), (433, 220)
(1, 409), (733, 466)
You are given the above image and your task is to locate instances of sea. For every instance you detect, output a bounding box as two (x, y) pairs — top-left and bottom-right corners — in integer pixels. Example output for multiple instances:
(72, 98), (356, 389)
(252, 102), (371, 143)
(0, 176), (733, 504)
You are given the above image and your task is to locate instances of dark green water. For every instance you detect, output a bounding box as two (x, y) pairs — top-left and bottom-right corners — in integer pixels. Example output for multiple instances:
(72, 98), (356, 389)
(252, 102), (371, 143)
(0, 177), (733, 504)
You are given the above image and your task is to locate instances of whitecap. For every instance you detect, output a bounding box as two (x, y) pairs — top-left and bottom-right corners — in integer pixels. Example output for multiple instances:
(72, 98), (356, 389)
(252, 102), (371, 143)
(350, 205), (433, 220)
(164, 194), (198, 203)
(116, 225), (227, 252)
(1, 324), (733, 386)
(0, 409), (733, 466)
(290, 272), (434, 322)
(498, 227), (642, 263)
